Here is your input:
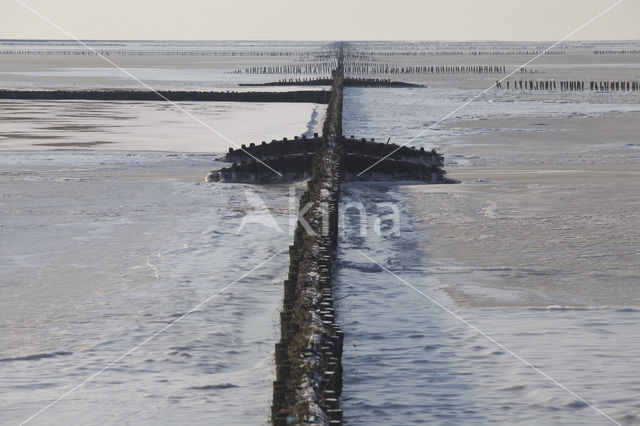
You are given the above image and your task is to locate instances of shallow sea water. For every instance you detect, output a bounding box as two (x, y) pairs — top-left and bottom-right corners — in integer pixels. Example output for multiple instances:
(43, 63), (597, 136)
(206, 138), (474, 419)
(0, 151), (306, 425)
(337, 87), (640, 424)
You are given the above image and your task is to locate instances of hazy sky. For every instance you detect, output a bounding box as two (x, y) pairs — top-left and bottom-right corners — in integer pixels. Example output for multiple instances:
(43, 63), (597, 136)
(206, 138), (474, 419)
(2, 0), (639, 41)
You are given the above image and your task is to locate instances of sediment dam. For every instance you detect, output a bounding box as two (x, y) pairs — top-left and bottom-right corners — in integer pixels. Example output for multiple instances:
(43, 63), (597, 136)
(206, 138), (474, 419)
(207, 43), (448, 425)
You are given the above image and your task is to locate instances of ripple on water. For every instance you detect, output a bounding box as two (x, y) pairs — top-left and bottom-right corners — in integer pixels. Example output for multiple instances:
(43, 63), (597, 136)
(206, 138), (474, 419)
(0, 351), (73, 362)
(187, 383), (238, 391)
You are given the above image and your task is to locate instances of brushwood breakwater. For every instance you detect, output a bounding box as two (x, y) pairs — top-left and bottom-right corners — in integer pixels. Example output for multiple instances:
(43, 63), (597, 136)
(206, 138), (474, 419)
(204, 43), (448, 424)
(270, 64), (345, 425)
(206, 133), (446, 184)
(0, 89), (331, 103)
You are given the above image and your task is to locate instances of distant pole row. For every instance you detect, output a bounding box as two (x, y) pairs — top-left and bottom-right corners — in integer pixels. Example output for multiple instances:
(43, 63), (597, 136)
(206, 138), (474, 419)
(593, 50), (640, 54)
(274, 77), (332, 83)
(344, 64), (512, 75)
(498, 80), (640, 91)
(343, 50), (566, 56)
(234, 63), (338, 74)
(0, 50), (325, 57)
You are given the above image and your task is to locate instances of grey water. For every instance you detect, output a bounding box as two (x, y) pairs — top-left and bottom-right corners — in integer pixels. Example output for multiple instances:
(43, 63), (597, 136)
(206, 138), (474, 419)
(336, 86), (640, 424)
(2, 40), (640, 425)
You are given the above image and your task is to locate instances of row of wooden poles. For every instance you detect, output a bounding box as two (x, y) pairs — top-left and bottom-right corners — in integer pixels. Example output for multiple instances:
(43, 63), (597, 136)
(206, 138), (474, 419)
(496, 80), (640, 91)
(234, 63), (337, 74)
(272, 47), (346, 425)
(240, 77), (421, 88)
(237, 63), (515, 75)
(593, 50), (640, 54)
(344, 50), (567, 56)
(272, 175), (344, 425)
(344, 64), (511, 75)
(0, 50), (331, 57)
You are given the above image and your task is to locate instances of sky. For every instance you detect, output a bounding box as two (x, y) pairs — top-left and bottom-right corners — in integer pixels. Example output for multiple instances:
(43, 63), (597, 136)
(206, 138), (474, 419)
(1, 0), (639, 41)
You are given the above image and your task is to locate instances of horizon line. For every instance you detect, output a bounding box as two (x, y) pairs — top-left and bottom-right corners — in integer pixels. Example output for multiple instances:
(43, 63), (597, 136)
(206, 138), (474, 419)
(1, 38), (640, 43)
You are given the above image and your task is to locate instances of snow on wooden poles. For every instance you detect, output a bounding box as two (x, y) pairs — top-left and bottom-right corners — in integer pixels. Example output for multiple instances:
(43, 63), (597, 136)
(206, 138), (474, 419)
(271, 158), (345, 425)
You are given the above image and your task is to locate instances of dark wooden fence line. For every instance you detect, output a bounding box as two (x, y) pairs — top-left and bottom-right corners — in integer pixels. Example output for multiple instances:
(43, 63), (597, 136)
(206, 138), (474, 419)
(0, 89), (332, 103)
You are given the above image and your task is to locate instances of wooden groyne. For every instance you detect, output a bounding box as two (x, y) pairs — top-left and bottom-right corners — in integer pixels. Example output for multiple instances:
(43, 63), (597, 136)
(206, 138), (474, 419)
(222, 135), (323, 163)
(240, 77), (423, 88)
(204, 42), (450, 424)
(341, 136), (445, 182)
(207, 135), (322, 183)
(271, 50), (346, 426)
(0, 89), (331, 103)
(206, 135), (446, 183)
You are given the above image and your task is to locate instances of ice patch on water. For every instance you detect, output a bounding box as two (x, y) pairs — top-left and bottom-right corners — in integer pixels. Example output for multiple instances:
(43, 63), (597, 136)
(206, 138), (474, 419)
(303, 104), (324, 138)
(543, 305), (610, 311)
(483, 202), (499, 218)
(460, 178), (492, 184)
